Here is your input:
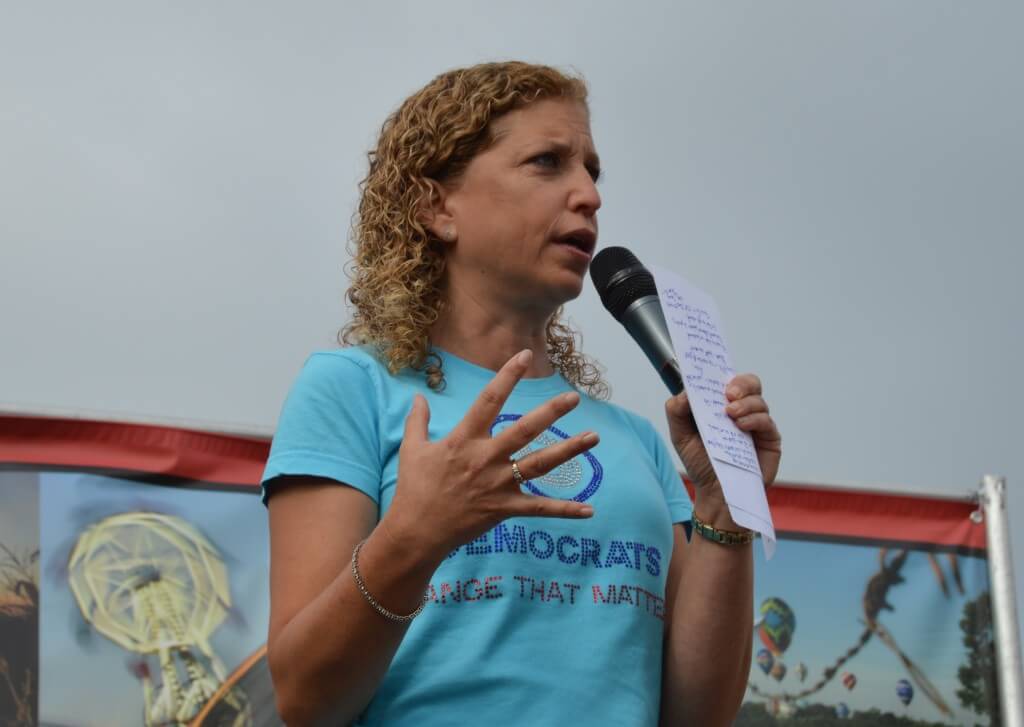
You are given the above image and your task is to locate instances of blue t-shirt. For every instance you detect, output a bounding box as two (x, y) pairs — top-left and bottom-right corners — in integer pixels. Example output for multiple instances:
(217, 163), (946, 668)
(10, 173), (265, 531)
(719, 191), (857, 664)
(262, 346), (693, 725)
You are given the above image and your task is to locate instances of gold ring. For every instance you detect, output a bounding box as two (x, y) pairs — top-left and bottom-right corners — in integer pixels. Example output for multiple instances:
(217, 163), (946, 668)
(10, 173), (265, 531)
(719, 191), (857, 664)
(511, 460), (525, 486)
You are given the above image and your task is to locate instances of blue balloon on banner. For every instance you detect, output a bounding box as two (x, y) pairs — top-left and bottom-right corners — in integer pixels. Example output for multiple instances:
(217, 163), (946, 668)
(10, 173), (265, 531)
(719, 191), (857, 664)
(896, 678), (914, 706)
(835, 702), (850, 719)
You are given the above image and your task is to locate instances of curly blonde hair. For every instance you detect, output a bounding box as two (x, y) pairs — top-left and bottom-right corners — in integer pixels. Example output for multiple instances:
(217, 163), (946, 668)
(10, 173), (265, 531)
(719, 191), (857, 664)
(341, 61), (608, 398)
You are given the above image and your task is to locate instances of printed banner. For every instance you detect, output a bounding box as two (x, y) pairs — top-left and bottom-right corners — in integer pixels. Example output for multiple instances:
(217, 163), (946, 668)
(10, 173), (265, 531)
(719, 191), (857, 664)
(0, 416), (998, 726)
(0, 417), (274, 727)
(725, 484), (996, 725)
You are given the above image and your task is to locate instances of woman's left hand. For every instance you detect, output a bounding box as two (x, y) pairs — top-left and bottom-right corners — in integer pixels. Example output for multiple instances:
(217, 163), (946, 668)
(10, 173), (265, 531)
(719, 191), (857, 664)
(665, 373), (782, 496)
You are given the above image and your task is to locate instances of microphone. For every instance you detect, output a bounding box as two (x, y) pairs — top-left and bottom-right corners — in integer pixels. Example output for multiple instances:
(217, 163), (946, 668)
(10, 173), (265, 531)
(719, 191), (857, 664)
(589, 246), (684, 395)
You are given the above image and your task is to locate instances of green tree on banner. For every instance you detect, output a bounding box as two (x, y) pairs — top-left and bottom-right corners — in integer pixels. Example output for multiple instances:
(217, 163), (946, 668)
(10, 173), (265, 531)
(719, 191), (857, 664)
(736, 701), (949, 726)
(957, 590), (1000, 725)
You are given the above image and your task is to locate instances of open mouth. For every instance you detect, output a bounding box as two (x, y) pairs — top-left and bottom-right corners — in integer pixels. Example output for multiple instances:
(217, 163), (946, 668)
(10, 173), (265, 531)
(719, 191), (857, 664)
(554, 229), (597, 256)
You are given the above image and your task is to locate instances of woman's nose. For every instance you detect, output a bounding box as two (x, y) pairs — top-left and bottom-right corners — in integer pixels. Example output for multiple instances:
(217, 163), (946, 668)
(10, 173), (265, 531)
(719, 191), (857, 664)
(569, 166), (602, 215)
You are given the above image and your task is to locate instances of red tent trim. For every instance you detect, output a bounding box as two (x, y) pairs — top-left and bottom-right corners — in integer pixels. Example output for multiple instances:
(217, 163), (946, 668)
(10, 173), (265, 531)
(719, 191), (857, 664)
(0, 415), (268, 488)
(0, 415), (985, 551)
(684, 480), (986, 552)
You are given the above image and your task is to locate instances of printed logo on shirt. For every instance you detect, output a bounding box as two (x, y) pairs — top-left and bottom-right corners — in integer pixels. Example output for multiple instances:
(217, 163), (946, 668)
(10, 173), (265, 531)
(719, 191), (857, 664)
(490, 413), (603, 502)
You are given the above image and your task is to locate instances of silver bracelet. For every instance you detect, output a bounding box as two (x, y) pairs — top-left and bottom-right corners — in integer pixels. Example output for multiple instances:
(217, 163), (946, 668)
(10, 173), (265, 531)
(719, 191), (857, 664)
(350, 538), (429, 623)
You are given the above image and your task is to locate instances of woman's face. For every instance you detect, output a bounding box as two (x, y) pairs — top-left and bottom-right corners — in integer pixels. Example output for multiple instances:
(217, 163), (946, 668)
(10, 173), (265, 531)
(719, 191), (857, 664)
(437, 98), (602, 314)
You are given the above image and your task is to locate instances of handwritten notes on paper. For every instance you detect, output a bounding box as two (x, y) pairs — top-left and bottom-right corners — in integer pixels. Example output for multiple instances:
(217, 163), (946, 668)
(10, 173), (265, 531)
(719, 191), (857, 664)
(651, 266), (776, 558)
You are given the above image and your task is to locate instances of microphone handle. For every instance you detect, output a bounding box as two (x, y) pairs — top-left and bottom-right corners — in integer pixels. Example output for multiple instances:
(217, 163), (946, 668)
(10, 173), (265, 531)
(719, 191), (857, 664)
(658, 359), (685, 396)
(619, 295), (685, 396)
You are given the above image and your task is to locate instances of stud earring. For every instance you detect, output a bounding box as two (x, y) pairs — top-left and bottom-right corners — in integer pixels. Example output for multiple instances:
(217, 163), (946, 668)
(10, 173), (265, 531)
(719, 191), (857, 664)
(444, 227), (456, 242)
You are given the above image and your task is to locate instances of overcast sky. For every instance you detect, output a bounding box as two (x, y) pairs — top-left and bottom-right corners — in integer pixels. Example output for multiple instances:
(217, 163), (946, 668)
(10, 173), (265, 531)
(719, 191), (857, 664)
(2, 0), (1022, 657)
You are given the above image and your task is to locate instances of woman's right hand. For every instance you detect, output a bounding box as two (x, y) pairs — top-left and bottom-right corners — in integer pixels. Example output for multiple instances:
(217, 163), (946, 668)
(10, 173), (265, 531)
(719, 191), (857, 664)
(377, 349), (599, 563)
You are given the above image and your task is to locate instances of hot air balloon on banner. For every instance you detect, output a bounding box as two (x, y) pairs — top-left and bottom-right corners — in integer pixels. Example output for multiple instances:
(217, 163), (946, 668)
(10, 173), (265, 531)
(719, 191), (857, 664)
(835, 702), (850, 719)
(796, 662), (808, 682)
(756, 648), (774, 675)
(757, 597), (795, 656)
(770, 661), (787, 682)
(842, 672), (857, 690)
(896, 678), (914, 706)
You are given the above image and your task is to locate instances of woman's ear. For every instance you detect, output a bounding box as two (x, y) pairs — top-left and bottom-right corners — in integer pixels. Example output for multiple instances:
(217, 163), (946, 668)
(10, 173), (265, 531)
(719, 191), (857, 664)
(421, 179), (457, 244)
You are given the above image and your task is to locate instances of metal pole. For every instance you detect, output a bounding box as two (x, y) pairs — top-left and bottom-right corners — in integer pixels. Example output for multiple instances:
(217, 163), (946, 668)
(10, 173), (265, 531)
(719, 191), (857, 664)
(981, 474), (1024, 726)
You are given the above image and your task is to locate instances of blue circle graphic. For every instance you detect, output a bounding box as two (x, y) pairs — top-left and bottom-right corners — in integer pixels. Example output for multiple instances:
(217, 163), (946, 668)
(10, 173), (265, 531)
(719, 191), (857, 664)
(491, 413), (603, 503)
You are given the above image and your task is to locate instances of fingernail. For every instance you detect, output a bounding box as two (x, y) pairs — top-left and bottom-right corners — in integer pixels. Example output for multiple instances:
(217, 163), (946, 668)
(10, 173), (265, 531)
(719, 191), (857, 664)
(579, 505), (595, 516)
(516, 349), (532, 365)
(727, 386), (741, 399)
(562, 391), (580, 406)
(582, 431), (599, 445)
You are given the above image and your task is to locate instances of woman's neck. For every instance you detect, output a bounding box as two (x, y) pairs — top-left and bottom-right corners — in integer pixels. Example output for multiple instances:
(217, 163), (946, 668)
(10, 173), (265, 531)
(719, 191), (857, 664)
(430, 289), (556, 378)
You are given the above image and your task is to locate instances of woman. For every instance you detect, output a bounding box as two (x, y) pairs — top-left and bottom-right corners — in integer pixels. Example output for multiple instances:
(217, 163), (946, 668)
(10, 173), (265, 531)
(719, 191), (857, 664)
(263, 61), (781, 726)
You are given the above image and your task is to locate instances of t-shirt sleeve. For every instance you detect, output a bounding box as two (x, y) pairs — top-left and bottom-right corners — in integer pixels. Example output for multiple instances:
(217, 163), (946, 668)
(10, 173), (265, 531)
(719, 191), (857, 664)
(645, 421), (693, 527)
(260, 352), (382, 505)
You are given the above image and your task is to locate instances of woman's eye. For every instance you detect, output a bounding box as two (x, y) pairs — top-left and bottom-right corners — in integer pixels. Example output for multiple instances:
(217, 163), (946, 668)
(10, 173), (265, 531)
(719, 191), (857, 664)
(530, 152), (560, 168)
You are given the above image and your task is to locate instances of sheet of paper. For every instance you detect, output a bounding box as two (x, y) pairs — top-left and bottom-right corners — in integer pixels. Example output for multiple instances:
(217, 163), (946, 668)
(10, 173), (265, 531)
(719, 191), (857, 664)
(651, 265), (776, 558)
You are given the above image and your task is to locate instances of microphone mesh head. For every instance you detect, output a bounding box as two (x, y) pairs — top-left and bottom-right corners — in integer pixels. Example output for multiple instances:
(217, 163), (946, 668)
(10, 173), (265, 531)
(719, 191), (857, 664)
(590, 246), (639, 289)
(589, 246), (658, 321)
